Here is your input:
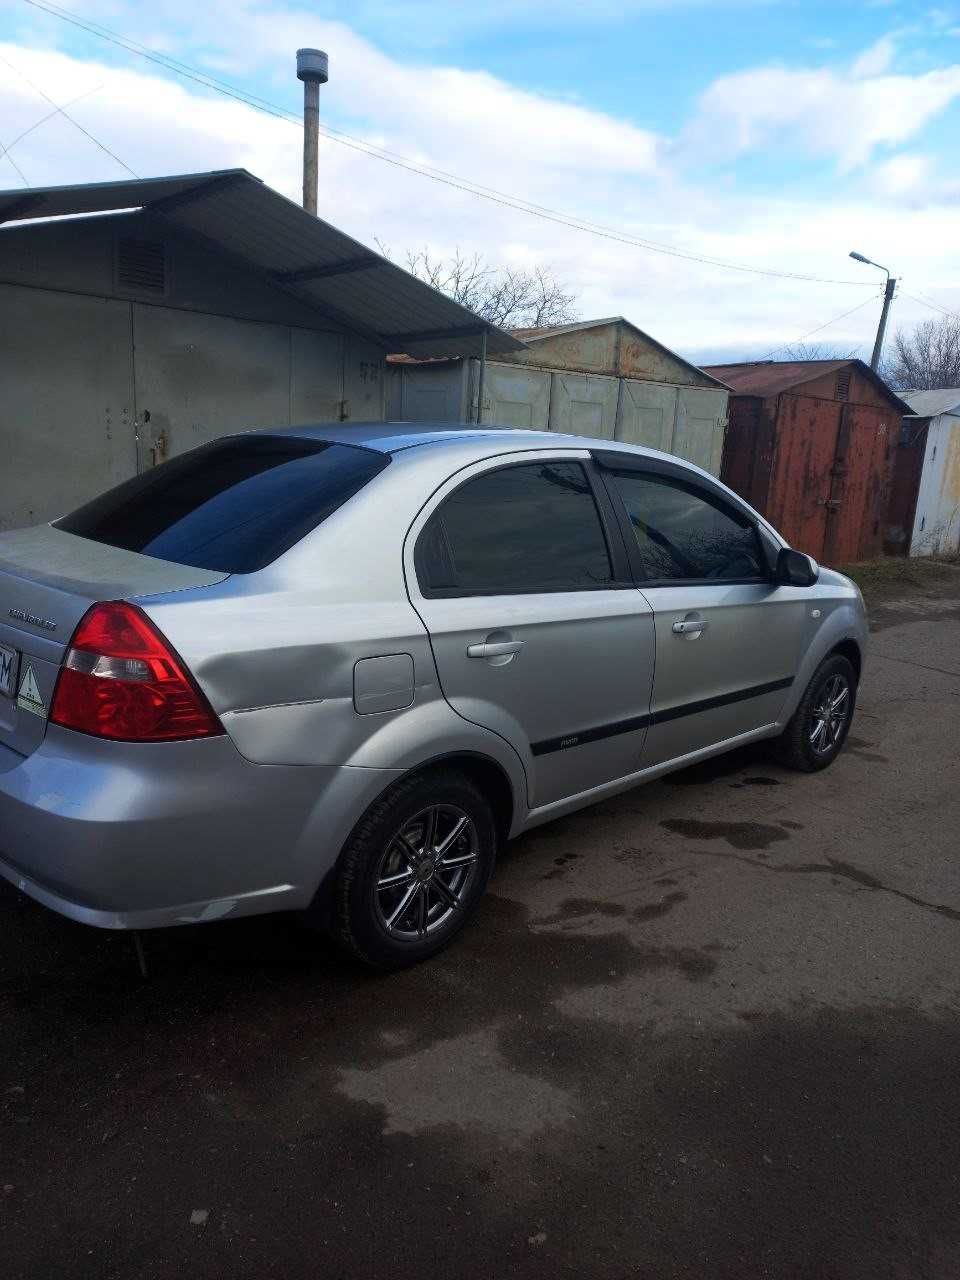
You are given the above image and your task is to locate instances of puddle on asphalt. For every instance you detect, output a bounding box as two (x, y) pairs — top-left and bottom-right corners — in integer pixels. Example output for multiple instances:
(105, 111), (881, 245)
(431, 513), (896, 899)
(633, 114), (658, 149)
(634, 891), (687, 922)
(659, 817), (791, 851)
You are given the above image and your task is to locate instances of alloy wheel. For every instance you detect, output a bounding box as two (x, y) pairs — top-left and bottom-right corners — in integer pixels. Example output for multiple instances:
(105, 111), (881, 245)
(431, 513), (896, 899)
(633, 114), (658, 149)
(374, 804), (480, 940)
(809, 673), (850, 754)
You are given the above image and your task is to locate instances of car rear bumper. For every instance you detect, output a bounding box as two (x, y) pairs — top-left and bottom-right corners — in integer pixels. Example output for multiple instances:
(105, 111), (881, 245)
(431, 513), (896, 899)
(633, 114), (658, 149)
(0, 858), (302, 930)
(0, 727), (399, 929)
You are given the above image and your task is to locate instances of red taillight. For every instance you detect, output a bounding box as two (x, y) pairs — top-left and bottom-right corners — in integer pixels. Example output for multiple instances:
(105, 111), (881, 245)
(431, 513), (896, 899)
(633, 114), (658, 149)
(50, 602), (224, 742)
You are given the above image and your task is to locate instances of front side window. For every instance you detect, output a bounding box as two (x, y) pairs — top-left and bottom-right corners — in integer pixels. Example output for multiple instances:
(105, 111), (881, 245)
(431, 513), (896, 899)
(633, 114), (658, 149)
(417, 461), (613, 595)
(609, 471), (766, 582)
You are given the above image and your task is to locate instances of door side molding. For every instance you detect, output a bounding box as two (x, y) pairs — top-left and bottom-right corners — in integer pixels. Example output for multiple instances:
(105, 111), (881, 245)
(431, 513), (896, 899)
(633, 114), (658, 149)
(530, 676), (794, 756)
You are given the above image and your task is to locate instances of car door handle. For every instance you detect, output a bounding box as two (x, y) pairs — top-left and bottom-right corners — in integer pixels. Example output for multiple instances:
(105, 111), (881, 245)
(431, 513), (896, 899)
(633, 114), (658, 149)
(672, 619), (709, 635)
(467, 640), (524, 658)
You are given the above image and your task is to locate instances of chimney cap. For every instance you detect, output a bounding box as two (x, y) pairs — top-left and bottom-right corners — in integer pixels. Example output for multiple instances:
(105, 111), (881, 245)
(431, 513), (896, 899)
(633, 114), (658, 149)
(297, 48), (329, 83)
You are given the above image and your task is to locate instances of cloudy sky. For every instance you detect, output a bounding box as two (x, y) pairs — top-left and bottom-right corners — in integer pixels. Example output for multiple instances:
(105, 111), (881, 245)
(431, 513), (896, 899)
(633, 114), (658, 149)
(1, 0), (958, 363)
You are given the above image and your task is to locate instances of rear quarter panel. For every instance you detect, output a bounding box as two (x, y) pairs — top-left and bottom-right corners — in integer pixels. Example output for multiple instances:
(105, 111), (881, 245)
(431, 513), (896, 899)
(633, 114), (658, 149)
(137, 447), (532, 821)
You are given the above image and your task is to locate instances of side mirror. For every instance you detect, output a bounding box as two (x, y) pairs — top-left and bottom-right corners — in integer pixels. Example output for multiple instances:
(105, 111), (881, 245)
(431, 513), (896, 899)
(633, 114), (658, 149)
(776, 547), (819, 587)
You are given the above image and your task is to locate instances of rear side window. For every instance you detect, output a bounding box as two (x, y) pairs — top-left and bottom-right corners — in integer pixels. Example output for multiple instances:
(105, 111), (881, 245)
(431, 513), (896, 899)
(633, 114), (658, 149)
(56, 436), (388, 573)
(417, 461), (613, 595)
(609, 471), (765, 582)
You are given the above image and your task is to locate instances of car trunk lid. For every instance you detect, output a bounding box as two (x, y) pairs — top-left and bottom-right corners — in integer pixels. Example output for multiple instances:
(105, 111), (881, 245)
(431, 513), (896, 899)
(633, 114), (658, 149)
(0, 525), (227, 758)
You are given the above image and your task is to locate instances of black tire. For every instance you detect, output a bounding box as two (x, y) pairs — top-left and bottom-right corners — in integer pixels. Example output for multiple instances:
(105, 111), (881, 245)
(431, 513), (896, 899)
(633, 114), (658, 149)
(332, 769), (497, 970)
(773, 653), (857, 772)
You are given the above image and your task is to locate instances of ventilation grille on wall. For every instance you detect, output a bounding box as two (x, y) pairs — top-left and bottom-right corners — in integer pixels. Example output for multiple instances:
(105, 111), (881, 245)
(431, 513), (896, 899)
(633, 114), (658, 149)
(836, 371), (851, 402)
(116, 237), (167, 295)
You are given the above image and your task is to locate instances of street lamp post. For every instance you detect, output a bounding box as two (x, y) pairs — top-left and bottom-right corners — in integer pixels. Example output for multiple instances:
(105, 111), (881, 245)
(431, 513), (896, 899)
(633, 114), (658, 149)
(850, 251), (896, 371)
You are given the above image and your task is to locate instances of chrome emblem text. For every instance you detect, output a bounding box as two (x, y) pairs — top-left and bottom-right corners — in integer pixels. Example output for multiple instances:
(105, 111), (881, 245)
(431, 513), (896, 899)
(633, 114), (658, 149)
(9, 608), (57, 633)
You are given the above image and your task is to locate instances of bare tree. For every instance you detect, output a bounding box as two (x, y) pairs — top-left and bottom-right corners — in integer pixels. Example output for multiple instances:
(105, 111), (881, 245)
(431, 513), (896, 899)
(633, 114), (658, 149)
(379, 243), (579, 329)
(778, 341), (862, 362)
(884, 315), (960, 390)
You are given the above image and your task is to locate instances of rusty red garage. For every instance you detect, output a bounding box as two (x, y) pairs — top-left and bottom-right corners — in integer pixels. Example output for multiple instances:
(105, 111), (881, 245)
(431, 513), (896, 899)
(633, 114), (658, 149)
(702, 359), (910, 566)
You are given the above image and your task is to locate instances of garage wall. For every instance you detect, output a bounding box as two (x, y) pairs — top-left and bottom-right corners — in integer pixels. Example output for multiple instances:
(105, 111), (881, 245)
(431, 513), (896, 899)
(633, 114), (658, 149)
(473, 364), (552, 430)
(0, 286), (137, 530)
(911, 414), (960, 557)
(0, 280), (386, 530)
(130, 311), (384, 468)
(0, 210), (390, 530)
(547, 371), (620, 438)
(130, 304), (292, 469)
(392, 358), (728, 474)
(387, 361), (467, 422)
(616, 380), (676, 452)
(675, 387), (726, 475)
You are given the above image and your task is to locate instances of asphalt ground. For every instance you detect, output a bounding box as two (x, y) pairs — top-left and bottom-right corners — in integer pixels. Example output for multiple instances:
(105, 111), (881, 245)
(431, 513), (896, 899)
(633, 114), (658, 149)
(2, 583), (960, 1280)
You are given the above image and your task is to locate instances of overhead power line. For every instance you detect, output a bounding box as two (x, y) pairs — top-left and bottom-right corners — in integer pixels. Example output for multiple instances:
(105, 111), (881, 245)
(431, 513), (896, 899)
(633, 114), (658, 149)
(0, 83), (104, 186)
(0, 48), (136, 176)
(0, 131), (30, 186)
(0, 148), (29, 187)
(1, 83), (103, 159)
(760, 292), (884, 360)
(17, 0), (876, 288)
(901, 289), (960, 322)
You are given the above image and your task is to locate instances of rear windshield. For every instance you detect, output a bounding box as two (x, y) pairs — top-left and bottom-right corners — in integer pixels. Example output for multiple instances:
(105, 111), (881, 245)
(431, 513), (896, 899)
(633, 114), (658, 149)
(55, 436), (389, 573)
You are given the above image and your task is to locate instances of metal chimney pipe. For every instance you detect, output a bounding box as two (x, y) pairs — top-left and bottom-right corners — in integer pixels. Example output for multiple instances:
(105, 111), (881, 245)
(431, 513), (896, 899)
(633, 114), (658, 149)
(296, 48), (328, 215)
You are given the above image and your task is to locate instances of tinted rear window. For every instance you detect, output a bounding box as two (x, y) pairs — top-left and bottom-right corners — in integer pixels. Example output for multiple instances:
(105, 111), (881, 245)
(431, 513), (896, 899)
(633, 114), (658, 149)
(56, 437), (388, 573)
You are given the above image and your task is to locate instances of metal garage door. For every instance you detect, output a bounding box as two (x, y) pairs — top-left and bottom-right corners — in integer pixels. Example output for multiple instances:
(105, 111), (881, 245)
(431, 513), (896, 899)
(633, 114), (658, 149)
(550, 372), (619, 439)
(399, 363), (466, 423)
(616, 380), (677, 452)
(475, 363), (551, 429)
(131, 305), (293, 469)
(291, 329), (346, 424)
(0, 285), (136, 529)
(676, 387), (725, 474)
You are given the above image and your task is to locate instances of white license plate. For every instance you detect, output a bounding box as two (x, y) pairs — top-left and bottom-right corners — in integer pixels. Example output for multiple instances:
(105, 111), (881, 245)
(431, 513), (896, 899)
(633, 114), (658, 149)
(0, 643), (19, 700)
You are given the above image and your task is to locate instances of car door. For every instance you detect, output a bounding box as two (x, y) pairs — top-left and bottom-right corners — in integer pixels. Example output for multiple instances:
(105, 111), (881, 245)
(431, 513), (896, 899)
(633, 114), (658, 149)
(597, 456), (808, 769)
(405, 451), (656, 810)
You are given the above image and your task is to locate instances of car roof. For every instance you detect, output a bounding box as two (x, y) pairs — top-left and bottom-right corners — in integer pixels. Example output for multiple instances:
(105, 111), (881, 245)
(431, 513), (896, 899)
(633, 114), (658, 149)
(256, 420), (668, 462)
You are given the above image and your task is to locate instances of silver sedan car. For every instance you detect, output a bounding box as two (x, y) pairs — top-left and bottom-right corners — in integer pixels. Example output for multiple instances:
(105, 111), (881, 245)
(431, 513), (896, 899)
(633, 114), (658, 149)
(0, 424), (867, 968)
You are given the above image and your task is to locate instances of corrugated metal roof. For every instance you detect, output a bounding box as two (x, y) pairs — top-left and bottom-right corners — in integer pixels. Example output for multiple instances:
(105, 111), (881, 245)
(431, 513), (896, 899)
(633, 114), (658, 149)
(702, 359), (852, 396)
(901, 388), (960, 418)
(702, 358), (910, 411)
(0, 171), (214, 221)
(0, 169), (524, 359)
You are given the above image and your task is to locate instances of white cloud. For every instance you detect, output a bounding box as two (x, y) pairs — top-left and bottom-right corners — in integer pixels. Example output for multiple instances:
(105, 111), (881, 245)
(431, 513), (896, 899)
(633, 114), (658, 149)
(683, 53), (960, 171)
(0, 20), (958, 359)
(866, 150), (960, 205)
(870, 151), (933, 196)
(851, 35), (897, 78)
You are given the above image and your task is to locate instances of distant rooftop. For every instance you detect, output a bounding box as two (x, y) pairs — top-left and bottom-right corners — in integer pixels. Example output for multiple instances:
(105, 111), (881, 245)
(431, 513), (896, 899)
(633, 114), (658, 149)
(901, 388), (960, 418)
(702, 358), (909, 411)
(508, 317), (623, 341)
(702, 359), (854, 397)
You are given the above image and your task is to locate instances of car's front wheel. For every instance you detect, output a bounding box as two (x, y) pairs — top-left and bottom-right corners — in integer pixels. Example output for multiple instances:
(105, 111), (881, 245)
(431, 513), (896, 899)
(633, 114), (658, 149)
(333, 769), (497, 970)
(774, 652), (857, 772)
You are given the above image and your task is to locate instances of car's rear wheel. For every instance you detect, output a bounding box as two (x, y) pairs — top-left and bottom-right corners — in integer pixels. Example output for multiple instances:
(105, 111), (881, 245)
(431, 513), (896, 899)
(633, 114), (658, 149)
(773, 653), (857, 772)
(333, 769), (497, 970)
